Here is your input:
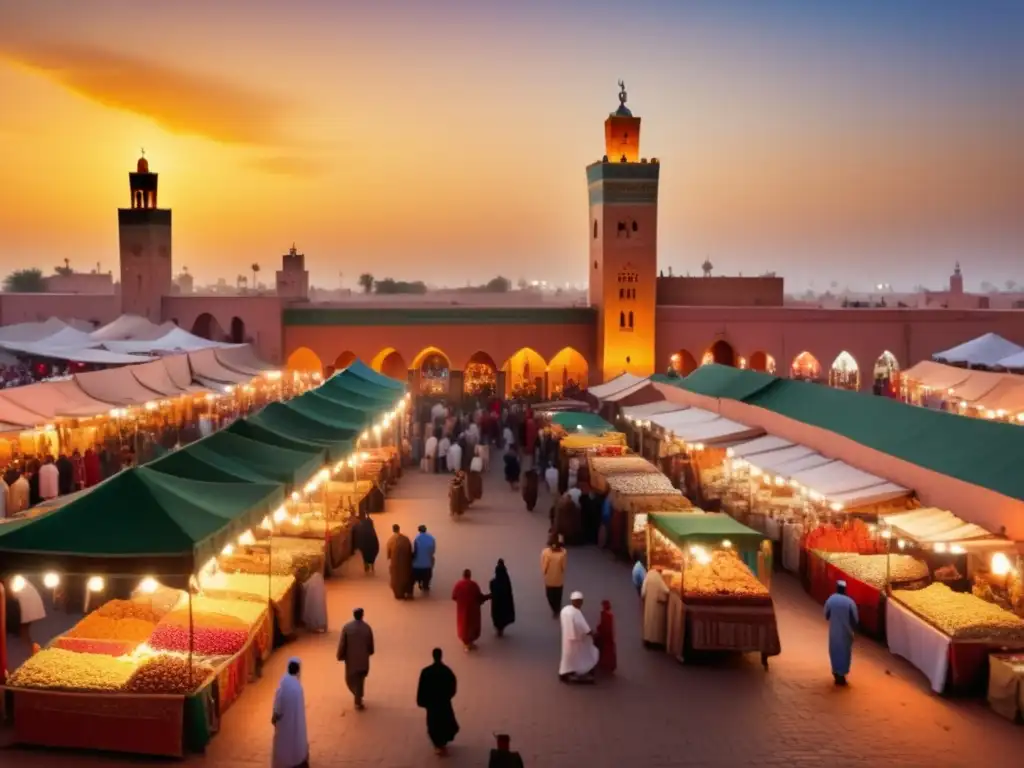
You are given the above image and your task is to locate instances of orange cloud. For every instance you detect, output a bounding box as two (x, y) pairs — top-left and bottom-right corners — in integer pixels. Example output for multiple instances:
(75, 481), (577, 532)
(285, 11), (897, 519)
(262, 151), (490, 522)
(0, 37), (294, 147)
(245, 155), (328, 178)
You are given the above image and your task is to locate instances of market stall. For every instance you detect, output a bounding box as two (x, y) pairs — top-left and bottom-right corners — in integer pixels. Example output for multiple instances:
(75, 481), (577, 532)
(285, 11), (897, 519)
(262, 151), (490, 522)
(604, 470), (693, 558)
(880, 509), (1024, 694)
(0, 467), (283, 757)
(647, 513), (781, 667)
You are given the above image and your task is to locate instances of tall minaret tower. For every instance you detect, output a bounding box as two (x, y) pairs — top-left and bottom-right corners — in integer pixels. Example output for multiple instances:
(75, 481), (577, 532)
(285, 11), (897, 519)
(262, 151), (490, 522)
(118, 152), (172, 320)
(587, 82), (660, 382)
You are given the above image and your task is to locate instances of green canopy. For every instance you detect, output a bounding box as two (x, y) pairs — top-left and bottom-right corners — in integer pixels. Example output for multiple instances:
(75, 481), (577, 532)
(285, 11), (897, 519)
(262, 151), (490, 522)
(652, 365), (777, 402)
(148, 439), (280, 485)
(312, 382), (389, 414)
(649, 512), (764, 551)
(285, 390), (372, 430)
(322, 371), (399, 405)
(341, 359), (406, 392)
(192, 430), (324, 487)
(225, 418), (328, 458)
(0, 467), (282, 574)
(551, 411), (614, 433)
(250, 402), (356, 461)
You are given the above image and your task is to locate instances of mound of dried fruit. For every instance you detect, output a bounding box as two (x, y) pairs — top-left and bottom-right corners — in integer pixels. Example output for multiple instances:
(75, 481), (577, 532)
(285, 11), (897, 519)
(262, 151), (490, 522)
(125, 654), (215, 694)
(148, 623), (248, 656)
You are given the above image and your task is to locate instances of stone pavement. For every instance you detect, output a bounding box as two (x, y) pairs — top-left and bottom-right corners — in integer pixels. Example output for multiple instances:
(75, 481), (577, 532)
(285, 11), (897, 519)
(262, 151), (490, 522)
(4, 468), (1023, 767)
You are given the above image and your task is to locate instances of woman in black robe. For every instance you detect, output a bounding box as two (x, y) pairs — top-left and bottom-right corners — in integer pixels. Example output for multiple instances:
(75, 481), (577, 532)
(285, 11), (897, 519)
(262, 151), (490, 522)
(352, 512), (380, 574)
(416, 648), (460, 756)
(489, 559), (516, 637)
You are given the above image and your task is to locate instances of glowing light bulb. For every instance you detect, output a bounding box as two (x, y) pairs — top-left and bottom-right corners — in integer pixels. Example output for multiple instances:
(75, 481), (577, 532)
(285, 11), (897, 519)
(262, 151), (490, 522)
(273, 506), (287, 523)
(43, 572), (60, 589)
(991, 552), (1012, 576)
(11, 575), (26, 593)
(221, 544), (235, 556)
(87, 576), (105, 593)
(138, 577), (159, 594)
(721, 539), (732, 549)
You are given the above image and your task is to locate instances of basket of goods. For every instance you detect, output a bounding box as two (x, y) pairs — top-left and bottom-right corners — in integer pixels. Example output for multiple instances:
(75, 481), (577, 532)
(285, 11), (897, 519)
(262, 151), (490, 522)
(8, 648), (137, 692)
(125, 654), (216, 694)
(819, 553), (930, 590)
(683, 551), (770, 601)
(893, 583), (1024, 642)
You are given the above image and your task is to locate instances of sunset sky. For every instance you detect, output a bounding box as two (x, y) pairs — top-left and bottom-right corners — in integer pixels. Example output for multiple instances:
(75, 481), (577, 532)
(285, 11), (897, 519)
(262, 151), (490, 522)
(0, 0), (1021, 290)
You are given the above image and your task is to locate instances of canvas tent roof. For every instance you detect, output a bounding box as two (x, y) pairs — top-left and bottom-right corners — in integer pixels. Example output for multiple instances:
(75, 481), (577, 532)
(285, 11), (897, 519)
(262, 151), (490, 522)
(188, 348), (252, 384)
(284, 391), (368, 431)
(621, 401), (683, 420)
(216, 345), (276, 376)
(995, 350), (1024, 371)
(668, 417), (763, 444)
(0, 318), (70, 344)
(149, 441), (280, 485)
(933, 333), (1024, 367)
(2, 379), (116, 419)
(340, 359), (405, 391)
(653, 366), (777, 402)
(550, 411), (614, 433)
(321, 370), (398, 404)
(902, 360), (973, 391)
(743, 444), (819, 472)
(650, 512), (764, 550)
(0, 394), (48, 427)
(103, 326), (231, 354)
(602, 378), (654, 403)
(649, 407), (720, 432)
(729, 435), (794, 458)
(827, 482), (911, 508)
(788, 460), (908, 502)
(881, 508), (997, 544)
(74, 367), (163, 406)
(90, 315), (165, 341)
(310, 382), (389, 413)
(162, 354), (200, 391)
(129, 360), (189, 397)
(0, 467), (281, 574)
(225, 418), (329, 458)
(191, 430), (323, 488)
(250, 402), (356, 461)
(588, 373), (648, 400)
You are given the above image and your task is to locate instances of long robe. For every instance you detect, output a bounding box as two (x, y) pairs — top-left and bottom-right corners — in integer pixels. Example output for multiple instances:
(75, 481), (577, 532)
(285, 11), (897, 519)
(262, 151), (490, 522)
(271, 674), (308, 768)
(595, 606), (617, 673)
(451, 578), (488, 644)
(387, 533), (414, 599)
(641, 570), (670, 646)
(824, 593), (859, 676)
(353, 518), (380, 566)
(489, 567), (516, 632)
(559, 605), (598, 676)
(416, 661), (460, 748)
(300, 572), (327, 632)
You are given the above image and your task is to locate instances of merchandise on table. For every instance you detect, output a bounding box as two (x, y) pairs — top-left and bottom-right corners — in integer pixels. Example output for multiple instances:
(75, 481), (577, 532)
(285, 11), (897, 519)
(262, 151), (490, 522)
(803, 519), (884, 554)
(199, 571), (295, 603)
(52, 637), (139, 657)
(590, 456), (660, 476)
(816, 552), (930, 589)
(893, 583), (1024, 642)
(218, 551), (295, 576)
(682, 550), (770, 600)
(8, 648), (137, 692)
(149, 622), (249, 656)
(125, 654), (216, 694)
(97, 599), (163, 623)
(161, 605), (253, 631)
(66, 613), (157, 644)
(606, 472), (679, 495)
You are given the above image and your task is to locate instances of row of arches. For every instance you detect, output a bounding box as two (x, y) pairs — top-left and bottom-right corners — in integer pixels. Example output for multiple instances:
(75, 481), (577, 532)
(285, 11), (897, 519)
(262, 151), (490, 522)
(669, 341), (901, 393)
(286, 346), (590, 399)
(191, 313), (248, 344)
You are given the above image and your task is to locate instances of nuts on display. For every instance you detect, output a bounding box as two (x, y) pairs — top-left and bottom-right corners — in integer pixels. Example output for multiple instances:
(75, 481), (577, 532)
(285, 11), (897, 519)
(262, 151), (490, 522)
(816, 553), (929, 589)
(893, 583), (1024, 641)
(8, 648), (136, 692)
(125, 654), (216, 694)
(683, 551), (770, 599)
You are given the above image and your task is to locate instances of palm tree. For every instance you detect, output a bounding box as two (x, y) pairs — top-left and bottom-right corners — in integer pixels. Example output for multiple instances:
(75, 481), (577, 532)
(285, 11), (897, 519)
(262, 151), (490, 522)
(358, 273), (375, 294)
(251, 263), (261, 292)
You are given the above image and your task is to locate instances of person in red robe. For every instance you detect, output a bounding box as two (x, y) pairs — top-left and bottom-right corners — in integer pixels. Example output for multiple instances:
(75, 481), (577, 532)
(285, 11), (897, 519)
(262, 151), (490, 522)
(83, 448), (102, 488)
(451, 569), (490, 651)
(594, 600), (617, 674)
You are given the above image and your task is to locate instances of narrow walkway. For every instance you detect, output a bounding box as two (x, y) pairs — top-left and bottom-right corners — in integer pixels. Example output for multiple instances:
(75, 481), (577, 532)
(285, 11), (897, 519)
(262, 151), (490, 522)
(7, 468), (1023, 767)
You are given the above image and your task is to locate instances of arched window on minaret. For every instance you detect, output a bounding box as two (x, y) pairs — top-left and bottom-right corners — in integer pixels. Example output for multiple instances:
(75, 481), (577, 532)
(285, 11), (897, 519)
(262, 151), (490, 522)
(619, 311), (626, 328)
(628, 311), (634, 328)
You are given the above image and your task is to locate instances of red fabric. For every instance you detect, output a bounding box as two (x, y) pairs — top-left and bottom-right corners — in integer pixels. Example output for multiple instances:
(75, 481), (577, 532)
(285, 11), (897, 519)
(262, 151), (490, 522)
(805, 550), (884, 639)
(524, 419), (538, 454)
(948, 642), (996, 694)
(451, 578), (486, 644)
(83, 450), (101, 488)
(595, 604), (617, 673)
(71, 454), (86, 490)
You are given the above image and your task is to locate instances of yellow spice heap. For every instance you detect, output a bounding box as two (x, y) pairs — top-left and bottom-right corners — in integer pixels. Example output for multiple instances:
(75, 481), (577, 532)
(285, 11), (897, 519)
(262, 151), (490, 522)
(893, 583), (1024, 641)
(683, 550), (769, 599)
(9, 648), (136, 691)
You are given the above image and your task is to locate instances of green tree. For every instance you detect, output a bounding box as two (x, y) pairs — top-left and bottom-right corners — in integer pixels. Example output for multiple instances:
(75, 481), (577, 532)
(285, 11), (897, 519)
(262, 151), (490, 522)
(358, 273), (375, 294)
(374, 278), (427, 295)
(485, 276), (511, 293)
(54, 258), (73, 276)
(3, 268), (45, 293)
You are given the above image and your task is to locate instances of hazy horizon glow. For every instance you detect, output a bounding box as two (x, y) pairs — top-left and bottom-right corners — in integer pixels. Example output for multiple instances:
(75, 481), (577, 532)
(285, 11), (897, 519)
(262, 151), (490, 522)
(0, 0), (1021, 291)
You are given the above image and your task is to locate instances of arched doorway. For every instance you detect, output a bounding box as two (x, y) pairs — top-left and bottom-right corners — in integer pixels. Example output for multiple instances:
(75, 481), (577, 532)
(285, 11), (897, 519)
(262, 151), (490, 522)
(702, 340), (735, 367)
(413, 347), (451, 397)
(333, 351), (357, 372)
(829, 351), (860, 390)
(191, 313), (226, 341)
(547, 347), (589, 397)
(873, 351), (900, 396)
(669, 350), (697, 376)
(464, 351), (497, 398)
(286, 347), (323, 374)
(229, 316), (246, 344)
(503, 347), (547, 399)
(791, 351), (822, 382)
(370, 348), (408, 381)
(748, 352), (777, 374)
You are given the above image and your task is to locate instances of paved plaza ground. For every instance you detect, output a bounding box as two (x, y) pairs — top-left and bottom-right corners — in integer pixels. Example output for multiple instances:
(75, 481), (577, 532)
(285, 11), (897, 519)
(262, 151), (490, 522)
(4, 468), (1023, 767)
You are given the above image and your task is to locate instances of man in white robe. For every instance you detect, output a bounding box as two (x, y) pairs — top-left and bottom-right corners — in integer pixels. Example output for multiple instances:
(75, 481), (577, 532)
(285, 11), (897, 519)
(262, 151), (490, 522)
(272, 658), (309, 768)
(446, 440), (462, 475)
(559, 591), (598, 683)
(424, 434), (438, 473)
(641, 568), (670, 649)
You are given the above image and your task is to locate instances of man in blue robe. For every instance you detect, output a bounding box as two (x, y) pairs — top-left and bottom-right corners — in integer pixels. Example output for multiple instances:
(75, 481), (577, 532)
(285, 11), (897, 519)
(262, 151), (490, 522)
(824, 580), (859, 686)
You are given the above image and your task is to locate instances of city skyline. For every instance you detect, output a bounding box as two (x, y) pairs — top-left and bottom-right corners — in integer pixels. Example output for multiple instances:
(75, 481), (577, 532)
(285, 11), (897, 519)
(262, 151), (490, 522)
(0, 1), (1022, 289)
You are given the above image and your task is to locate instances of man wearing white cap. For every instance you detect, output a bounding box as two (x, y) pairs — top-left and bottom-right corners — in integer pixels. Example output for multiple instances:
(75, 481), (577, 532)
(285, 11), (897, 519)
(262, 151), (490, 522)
(559, 591), (599, 683)
(824, 580), (859, 686)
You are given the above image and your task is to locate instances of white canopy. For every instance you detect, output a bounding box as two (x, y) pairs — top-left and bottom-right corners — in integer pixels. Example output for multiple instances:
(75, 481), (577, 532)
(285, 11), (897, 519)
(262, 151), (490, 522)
(745, 445), (819, 472)
(729, 435), (794, 458)
(588, 372), (648, 400)
(933, 333), (1024, 367)
(601, 379), (654, 403)
(827, 482), (912, 508)
(649, 407), (720, 431)
(103, 326), (235, 354)
(882, 508), (996, 543)
(0, 317), (72, 344)
(902, 360), (973, 391)
(621, 401), (685, 420)
(790, 460), (907, 500)
(90, 315), (166, 341)
(994, 350), (1024, 371)
(766, 453), (833, 478)
(669, 417), (763, 444)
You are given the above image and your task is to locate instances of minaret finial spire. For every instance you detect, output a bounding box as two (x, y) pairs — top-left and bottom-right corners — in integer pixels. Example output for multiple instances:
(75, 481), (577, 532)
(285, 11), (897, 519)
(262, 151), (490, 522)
(617, 80), (627, 107)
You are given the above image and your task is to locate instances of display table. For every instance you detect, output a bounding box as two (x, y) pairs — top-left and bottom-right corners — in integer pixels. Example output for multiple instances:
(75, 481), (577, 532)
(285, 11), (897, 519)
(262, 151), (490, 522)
(328, 523), (354, 572)
(806, 550), (885, 639)
(988, 653), (1024, 722)
(681, 596), (781, 662)
(886, 599), (950, 693)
